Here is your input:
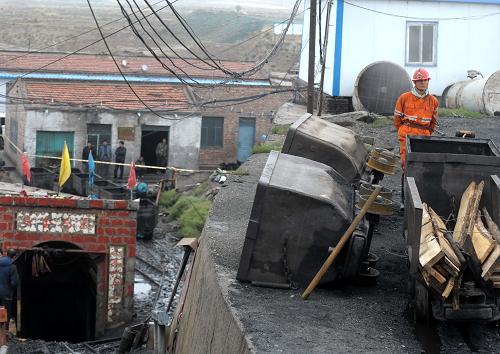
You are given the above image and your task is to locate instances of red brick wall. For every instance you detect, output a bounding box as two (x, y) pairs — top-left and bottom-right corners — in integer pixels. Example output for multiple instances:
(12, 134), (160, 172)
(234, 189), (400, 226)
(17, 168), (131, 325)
(0, 196), (137, 336)
(194, 86), (291, 168)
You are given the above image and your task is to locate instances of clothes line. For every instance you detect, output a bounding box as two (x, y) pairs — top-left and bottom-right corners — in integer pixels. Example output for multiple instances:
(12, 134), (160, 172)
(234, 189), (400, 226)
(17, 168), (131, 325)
(2, 134), (201, 173)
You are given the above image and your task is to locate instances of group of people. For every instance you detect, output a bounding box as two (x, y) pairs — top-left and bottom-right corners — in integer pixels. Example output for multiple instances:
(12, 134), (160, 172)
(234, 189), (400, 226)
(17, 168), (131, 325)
(81, 138), (169, 179)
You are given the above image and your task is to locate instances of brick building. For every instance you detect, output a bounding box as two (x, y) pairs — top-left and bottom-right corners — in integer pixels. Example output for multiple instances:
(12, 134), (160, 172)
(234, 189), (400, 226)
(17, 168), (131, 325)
(0, 195), (137, 341)
(1, 51), (291, 171)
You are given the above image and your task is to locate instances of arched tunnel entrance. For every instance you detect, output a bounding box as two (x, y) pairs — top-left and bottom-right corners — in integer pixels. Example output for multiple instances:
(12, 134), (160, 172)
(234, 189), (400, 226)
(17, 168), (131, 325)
(16, 241), (100, 342)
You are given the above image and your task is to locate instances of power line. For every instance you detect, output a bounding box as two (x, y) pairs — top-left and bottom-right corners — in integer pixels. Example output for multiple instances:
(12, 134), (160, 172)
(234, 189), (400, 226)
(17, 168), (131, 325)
(117, 0), (213, 86)
(344, 1), (500, 21)
(87, 0), (180, 121)
(130, 0), (304, 79)
(0, 0), (184, 90)
(2, 84), (299, 113)
(0, 0), (169, 66)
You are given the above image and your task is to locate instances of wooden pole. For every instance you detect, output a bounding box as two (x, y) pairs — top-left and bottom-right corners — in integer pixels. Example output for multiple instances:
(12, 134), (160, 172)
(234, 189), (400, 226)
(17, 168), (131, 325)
(302, 186), (381, 299)
(307, 0), (317, 114)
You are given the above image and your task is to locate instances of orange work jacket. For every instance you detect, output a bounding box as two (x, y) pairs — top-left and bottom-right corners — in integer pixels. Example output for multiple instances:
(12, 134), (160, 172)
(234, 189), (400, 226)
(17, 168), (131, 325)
(393, 91), (439, 169)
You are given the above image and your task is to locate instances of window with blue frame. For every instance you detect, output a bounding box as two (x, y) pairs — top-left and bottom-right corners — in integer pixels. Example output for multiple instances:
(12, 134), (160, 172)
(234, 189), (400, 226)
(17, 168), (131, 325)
(406, 22), (438, 65)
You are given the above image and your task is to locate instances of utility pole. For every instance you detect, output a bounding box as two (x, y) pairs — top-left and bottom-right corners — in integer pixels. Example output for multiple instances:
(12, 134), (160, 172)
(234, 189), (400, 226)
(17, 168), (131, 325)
(318, 0), (333, 116)
(307, 0), (317, 114)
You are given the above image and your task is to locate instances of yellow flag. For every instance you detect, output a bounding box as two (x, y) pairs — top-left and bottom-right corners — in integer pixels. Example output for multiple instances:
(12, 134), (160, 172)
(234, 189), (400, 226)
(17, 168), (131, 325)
(58, 141), (71, 187)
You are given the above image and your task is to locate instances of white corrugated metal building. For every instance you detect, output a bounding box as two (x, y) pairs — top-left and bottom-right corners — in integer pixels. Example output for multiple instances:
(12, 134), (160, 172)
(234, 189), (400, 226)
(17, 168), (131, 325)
(299, 0), (500, 97)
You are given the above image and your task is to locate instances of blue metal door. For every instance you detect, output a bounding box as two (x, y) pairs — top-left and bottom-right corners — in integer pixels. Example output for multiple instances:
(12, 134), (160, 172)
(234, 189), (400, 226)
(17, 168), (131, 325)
(237, 118), (255, 163)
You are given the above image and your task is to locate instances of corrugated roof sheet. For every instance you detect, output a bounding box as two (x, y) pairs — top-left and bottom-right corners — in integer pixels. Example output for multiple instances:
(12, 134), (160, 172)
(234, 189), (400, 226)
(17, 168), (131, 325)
(0, 51), (268, 81)
(23, 81), (191, 111)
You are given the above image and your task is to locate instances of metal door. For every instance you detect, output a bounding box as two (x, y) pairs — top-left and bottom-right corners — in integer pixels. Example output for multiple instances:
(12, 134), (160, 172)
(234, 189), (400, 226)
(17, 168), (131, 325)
(35, 131), (74, 168)
(237, 118), (255, 163)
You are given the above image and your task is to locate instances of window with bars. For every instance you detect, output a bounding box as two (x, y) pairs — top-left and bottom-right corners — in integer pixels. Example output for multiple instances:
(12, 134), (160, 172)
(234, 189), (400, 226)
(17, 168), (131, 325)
(406, 22), (437, 65)
(201, 117), (224, 148)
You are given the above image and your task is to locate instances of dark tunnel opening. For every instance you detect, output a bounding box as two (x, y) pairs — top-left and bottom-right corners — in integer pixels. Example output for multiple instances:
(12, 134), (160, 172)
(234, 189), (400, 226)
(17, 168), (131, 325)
(17, 241), (99, 342)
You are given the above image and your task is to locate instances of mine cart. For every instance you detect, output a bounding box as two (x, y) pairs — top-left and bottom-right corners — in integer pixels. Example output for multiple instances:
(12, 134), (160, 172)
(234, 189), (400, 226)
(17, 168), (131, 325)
(404, 136), (500, 322)
(282, 113), (369, 183)
(237, 151), (373, 288)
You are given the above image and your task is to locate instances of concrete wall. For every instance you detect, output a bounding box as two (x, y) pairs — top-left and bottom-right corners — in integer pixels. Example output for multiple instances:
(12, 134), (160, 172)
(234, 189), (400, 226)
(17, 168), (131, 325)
(299, 0), (500, 96)
(5, 105), (202, 171)
(171, 237), (253, 354)
(0, 196), (137, 337)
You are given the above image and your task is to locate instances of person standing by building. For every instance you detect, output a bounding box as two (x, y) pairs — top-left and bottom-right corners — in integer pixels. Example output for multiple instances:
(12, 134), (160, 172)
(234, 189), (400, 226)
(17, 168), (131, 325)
(394, 67), (439, 169)
(98, 140), (112, 177)
(81, 142), (96, 173)
(394, 68), (439, 206)
(155, 138), (168, 171)
(114, 141), (127, 180)
(0, 248), (18, 321)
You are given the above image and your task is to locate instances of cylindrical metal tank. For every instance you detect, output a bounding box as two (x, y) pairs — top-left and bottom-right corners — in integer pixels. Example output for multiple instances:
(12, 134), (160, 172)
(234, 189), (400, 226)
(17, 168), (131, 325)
(443, 70), (500, 116)
(353, 61), (412, 115)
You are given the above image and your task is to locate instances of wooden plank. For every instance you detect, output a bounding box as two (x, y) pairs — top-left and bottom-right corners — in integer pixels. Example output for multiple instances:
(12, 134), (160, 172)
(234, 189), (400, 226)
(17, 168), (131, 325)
(420, 205), (444, 268)
(453, 182), (477, 246)
(442, 257), (460, 277)
(471, 219), (496, 264)
(482, 207), (500, 244)
(481, 245), (500, 278)
(429, 207), (461, 268)
(427, 267), (447, 284)
(487, 273), (500, 282)
(434, 263), (450, 278)
(465, 181), (484, 241)
(442, 277), (456, 299)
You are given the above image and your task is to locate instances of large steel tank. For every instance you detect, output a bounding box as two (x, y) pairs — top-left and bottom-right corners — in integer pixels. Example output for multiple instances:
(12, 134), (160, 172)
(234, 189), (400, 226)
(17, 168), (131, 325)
(443, 70), (500, 116)
(353, 61), (412, 115)
(282, 113), (369, 183)
(237, 151), (364, 288)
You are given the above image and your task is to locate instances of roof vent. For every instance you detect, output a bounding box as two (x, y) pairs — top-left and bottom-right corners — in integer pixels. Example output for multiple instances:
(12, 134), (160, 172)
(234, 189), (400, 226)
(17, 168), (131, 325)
(121, 59), (128, 67)
(141, 64), (148, 72)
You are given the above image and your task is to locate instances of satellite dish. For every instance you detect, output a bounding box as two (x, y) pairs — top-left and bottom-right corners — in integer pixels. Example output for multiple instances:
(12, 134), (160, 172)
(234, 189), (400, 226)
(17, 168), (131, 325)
(121, 59), (128, 67)
(141, 64), (148, 72)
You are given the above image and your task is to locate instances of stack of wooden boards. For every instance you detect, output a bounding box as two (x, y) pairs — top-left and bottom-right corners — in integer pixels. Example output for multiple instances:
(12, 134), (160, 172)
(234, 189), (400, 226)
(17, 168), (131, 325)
(419, 180), (500, 301)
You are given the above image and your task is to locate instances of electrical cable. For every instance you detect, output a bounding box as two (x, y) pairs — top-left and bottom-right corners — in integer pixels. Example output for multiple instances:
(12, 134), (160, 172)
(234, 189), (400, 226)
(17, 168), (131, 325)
(117, 0), (210, 86)
(0, 0), (182, 90)
(138, 0), (303, 78)
(87, 0), (192, 121)
(140, 0), (224, 71)
(0, 0), (168, 66)
(344, 1), (500, 21)
(121, 0), (220, 73)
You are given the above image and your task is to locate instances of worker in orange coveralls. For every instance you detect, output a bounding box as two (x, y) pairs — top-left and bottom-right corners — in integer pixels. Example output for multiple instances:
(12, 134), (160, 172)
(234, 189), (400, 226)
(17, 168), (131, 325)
(394, 67), (439, 170)
(394, 68), (439, 208)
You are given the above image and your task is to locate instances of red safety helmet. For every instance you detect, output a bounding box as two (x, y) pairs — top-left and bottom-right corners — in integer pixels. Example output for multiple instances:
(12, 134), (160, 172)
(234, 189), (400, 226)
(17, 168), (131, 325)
(412, 68), (431, 81)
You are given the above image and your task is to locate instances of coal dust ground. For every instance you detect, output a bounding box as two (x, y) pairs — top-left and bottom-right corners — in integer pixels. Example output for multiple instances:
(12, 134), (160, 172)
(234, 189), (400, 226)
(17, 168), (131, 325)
(7, 219), (184, 354)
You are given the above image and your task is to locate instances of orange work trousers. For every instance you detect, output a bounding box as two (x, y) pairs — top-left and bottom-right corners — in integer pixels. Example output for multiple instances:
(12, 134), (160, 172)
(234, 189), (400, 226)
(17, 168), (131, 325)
(398, 124), (432, 172)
